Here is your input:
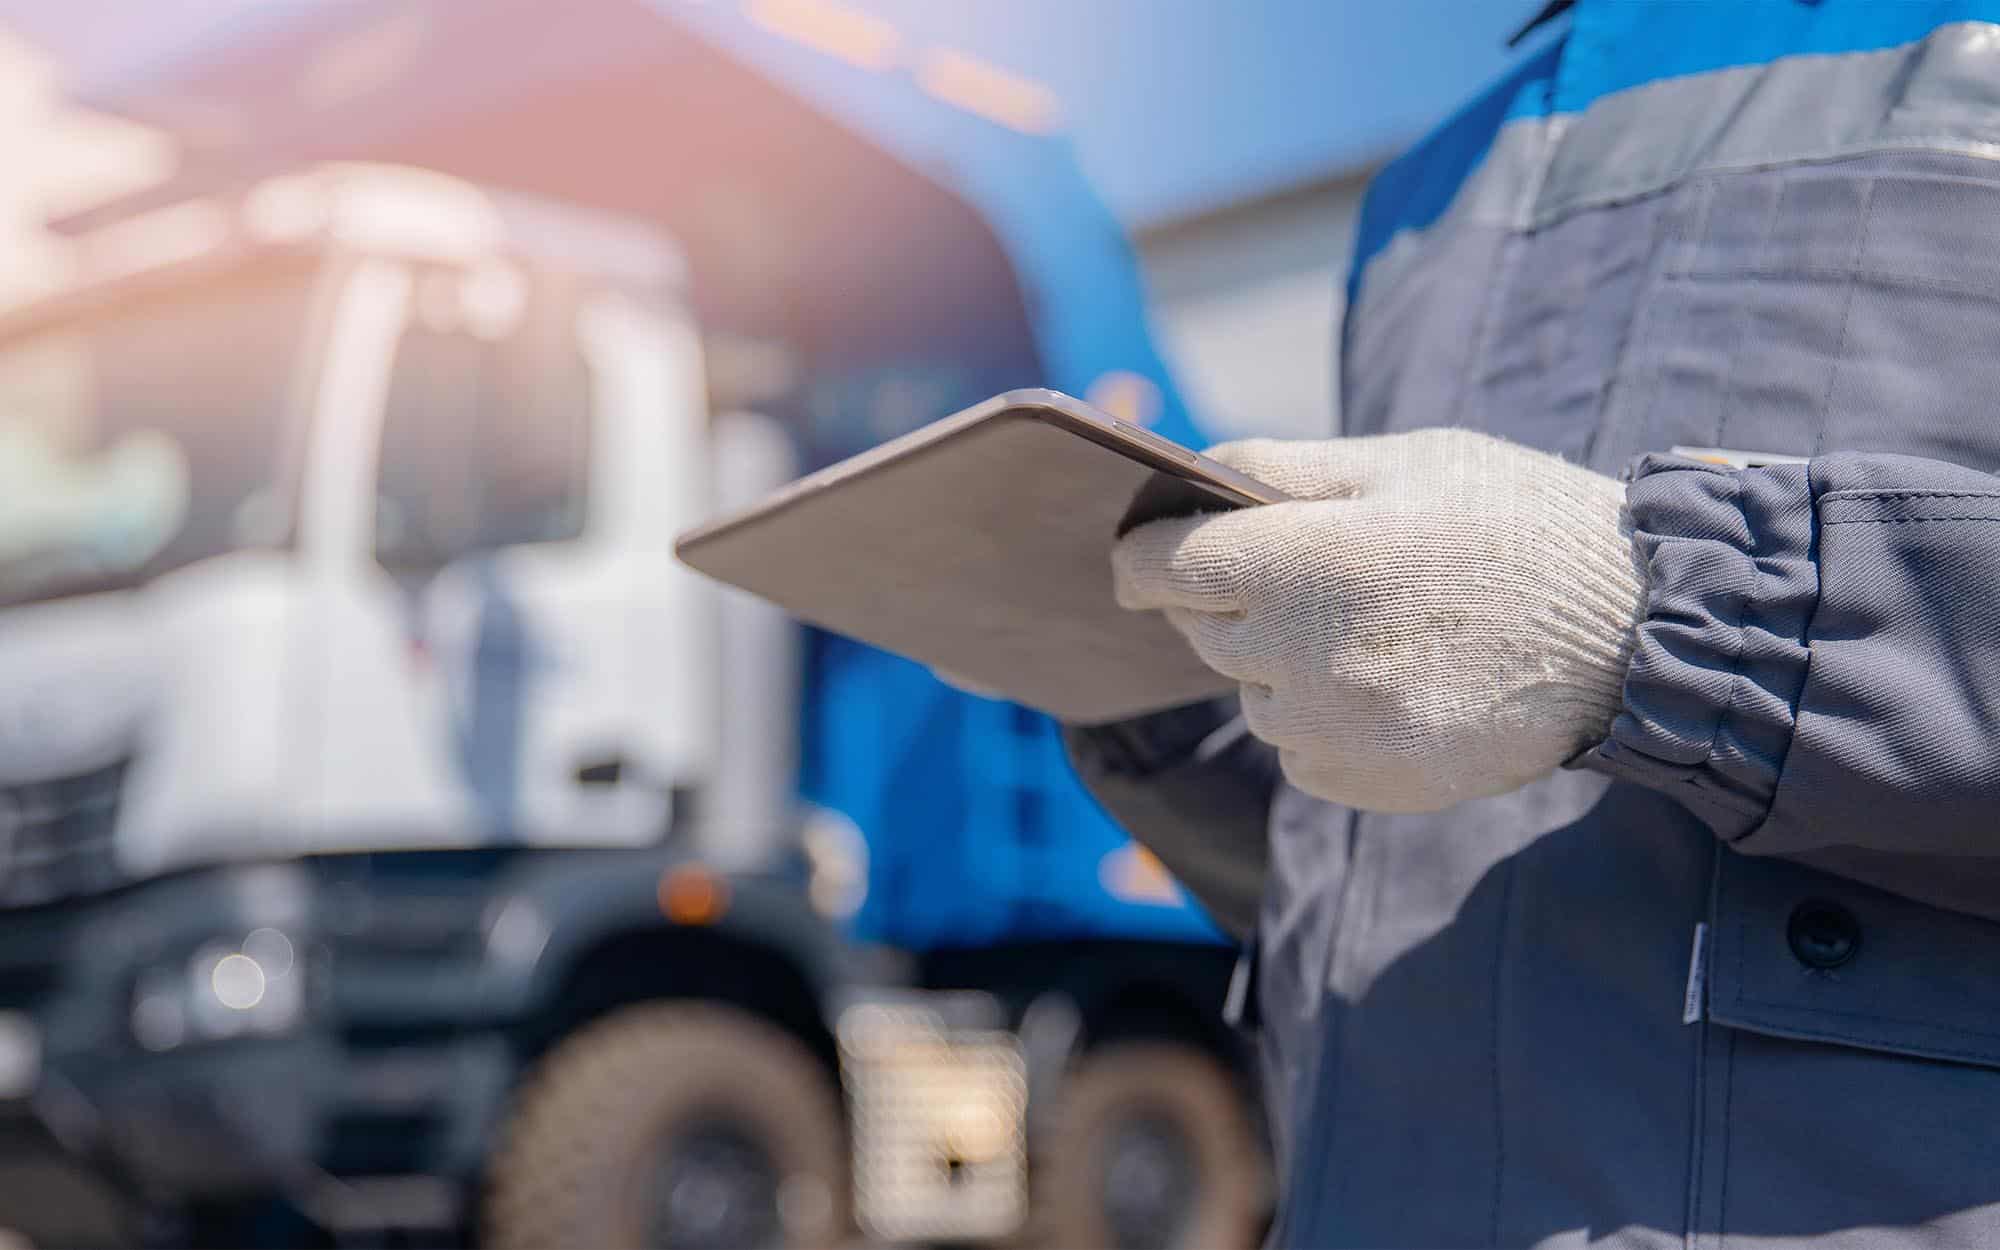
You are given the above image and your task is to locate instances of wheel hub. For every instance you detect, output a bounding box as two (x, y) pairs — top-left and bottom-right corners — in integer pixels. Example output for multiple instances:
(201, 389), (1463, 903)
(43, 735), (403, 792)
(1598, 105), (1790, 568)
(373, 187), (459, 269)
(1099, 1110), (1199, 1250)
(644, 1117), (784, 1250)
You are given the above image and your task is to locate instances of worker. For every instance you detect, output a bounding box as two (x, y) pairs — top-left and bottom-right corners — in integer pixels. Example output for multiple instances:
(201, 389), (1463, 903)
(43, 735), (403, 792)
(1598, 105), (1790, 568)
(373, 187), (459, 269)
(1067, 3), (2000, 1246)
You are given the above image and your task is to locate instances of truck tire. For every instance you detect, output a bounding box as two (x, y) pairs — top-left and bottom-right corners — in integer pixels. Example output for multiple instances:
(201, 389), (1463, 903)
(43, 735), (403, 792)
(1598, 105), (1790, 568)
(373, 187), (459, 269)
(484, 1002), (849, 1250)
(1034, 1041), (1268, 1250)
(0, 1159), (133, 1249)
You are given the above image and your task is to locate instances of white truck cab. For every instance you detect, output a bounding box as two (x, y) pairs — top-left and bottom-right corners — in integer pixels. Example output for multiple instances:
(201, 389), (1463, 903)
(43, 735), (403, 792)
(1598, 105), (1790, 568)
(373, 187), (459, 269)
(0, 163), (772, 895)
(0, 166), (1029, 1250)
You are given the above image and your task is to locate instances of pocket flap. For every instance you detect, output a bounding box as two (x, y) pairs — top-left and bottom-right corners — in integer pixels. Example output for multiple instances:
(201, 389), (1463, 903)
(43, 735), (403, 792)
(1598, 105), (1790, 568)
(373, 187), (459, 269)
(1708, 851), (2000, 1069)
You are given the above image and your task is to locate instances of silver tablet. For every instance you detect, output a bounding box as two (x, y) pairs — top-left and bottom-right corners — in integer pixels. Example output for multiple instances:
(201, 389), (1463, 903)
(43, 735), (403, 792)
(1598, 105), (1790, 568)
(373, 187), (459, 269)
(675, 389), (1287, 724)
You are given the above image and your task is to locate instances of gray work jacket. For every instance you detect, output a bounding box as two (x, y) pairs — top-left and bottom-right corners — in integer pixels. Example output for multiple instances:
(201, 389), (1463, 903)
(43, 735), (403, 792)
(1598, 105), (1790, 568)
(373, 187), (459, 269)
(1072, 14), (2000, 1248)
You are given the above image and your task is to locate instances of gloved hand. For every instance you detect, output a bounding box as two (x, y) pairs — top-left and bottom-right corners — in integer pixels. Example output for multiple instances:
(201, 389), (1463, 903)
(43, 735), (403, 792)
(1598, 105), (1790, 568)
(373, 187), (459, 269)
(1112, 428), (1646, 812)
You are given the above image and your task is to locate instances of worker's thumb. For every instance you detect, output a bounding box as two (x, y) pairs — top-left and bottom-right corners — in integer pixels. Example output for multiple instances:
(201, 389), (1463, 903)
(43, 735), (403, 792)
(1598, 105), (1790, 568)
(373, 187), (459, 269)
(1202, 437), (1367, 502)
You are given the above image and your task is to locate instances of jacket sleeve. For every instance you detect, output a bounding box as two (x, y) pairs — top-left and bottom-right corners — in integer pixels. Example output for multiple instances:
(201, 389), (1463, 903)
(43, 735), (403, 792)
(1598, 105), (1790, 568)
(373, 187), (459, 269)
(1062, 699), (1278, 941)
(1577, 450), (2000, 858)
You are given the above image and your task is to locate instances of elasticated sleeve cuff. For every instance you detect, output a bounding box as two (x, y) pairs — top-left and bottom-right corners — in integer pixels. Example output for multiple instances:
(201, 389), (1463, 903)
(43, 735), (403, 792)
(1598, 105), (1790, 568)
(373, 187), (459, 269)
(1574, 455), (1820, 841)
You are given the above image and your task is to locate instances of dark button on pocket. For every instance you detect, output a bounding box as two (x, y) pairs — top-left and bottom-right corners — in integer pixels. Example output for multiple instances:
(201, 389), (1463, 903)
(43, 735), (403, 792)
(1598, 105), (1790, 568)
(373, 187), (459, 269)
(1788, 900), (1861, 970)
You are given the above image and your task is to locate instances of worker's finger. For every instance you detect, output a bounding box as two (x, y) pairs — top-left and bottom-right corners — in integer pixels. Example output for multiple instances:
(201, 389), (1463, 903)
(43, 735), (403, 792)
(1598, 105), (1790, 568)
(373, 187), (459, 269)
(1207, 430), (1503, 502)
(1111, 506), (1274, 614)
(1238, 679), (1299, 749)
(1202, 437), (1369, 502)
(1161, 606), (1272, 684)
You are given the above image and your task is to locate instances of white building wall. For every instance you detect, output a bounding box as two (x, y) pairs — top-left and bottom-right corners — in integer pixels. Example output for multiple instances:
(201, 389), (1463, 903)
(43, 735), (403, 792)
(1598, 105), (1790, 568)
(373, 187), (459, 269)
(1135, 173), (1369, 444)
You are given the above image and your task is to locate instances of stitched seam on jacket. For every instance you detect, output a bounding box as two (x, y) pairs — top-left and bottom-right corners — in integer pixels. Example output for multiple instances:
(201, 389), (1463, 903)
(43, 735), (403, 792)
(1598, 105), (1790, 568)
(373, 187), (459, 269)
(1811, 176), (1872, 458)
(1683, 844), (1722, 1250)
(1455, 99), (1563, 436)
(1822, 515), (2000, 525)
(1683, 1023), (1703, 1250)
(1715, 1015), (2000, 1067)
(1454, 180), (1548, 435)
(1822, 490), (2000, 501)
(1718, 858), (1747, 1247)
(1664, 267), (2000, 302)
(1624, 180), (1718, 468)
(1731, 996), (2000, 1044)
(1716, 1029), (1736, 1249)
(1582, 189), (1678, 466)
(1712, 179), (1787, 448)
(1534, 137), (2000, 232)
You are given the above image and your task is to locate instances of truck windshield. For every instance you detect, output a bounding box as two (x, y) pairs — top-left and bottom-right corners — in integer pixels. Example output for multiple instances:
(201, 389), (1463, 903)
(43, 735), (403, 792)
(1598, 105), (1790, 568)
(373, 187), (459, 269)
(0, 265), (311, 604)
(373, 277), (593, 571)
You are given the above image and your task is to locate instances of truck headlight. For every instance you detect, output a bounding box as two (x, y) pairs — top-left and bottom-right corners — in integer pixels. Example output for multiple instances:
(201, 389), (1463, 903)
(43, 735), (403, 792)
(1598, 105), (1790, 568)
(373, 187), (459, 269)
(801, 805), (868, 920)
(132, 927), (305, 1051)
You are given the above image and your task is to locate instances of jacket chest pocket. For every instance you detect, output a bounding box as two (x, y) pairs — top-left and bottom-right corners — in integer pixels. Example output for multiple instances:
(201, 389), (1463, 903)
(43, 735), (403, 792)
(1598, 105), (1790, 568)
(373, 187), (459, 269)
(1692, 851), (2000, 1245)
(1597, 156), (2000, 476)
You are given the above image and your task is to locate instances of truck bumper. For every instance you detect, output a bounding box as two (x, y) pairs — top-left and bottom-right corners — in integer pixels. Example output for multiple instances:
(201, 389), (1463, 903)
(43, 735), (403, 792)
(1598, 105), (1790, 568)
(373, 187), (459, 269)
(0, 1030), (509, 1236)
(0, 994), (456, 1237)
(0, 861), (517, 1238)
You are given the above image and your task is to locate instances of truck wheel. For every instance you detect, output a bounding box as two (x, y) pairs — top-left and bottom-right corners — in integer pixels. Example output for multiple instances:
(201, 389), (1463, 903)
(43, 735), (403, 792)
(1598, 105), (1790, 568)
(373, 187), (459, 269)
(1034, 1041), (1268, 1250)
(0, 1159), (133, 1249)
(485, 1002), (848, 1250)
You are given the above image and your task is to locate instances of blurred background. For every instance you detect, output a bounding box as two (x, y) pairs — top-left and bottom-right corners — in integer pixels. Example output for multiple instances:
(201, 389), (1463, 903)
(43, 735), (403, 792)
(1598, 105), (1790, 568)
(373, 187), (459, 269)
(0, 2), (1523, 1246)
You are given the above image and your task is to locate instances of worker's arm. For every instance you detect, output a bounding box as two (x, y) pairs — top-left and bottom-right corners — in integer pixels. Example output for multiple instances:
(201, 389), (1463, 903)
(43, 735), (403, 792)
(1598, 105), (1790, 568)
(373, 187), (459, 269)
(1112, 431), (2000, 861)
(1062, 699), (1278, 941)
(1577, 450), (2000, 857)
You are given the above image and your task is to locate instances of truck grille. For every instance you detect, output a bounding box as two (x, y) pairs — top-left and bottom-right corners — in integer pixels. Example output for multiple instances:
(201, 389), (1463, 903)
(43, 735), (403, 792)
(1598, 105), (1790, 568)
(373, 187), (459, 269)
(0, 962), (58, 1011)
(0, 760), (125, 906)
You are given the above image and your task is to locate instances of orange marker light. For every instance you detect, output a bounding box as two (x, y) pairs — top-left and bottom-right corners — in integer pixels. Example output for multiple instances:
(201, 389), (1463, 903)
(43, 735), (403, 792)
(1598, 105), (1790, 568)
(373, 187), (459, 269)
(748, 0), (901, 72)
(915, 49), (1061, 135)
(659, 868), (729, 926)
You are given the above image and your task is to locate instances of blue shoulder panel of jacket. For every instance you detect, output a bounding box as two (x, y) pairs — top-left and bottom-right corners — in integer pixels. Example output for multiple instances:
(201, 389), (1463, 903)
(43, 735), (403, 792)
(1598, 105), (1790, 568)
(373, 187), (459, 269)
(1350, 0), (2000, 300)
(1343, 38), (1561, 307)
(1557, 0), (2000, 113)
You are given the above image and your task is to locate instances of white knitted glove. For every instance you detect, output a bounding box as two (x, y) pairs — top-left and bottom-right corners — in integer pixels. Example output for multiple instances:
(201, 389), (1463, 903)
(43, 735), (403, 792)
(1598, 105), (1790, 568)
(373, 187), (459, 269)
(1112, 428), (1646, 813)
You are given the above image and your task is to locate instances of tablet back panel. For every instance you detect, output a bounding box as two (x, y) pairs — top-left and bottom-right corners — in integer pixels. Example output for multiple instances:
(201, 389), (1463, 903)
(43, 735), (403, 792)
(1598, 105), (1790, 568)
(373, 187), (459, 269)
(676, 405), (1239, 724)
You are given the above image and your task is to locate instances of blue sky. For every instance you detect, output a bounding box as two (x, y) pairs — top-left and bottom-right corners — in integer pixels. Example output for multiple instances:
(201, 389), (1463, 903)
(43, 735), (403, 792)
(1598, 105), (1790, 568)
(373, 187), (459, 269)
(3, 0), (1539, 228)
(846, 0), (1534, 225)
